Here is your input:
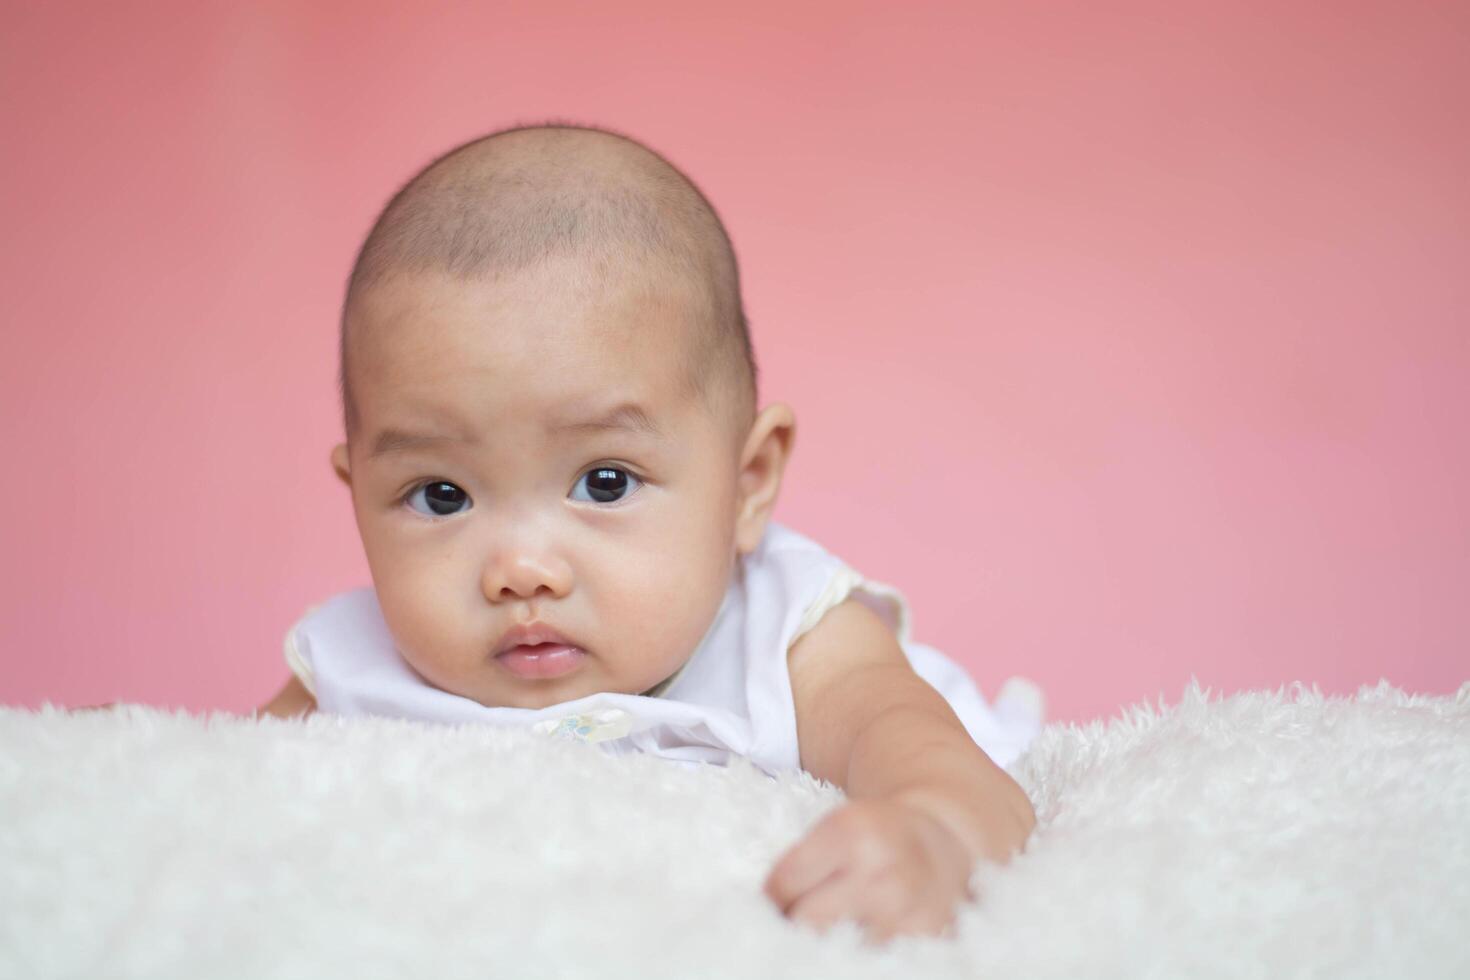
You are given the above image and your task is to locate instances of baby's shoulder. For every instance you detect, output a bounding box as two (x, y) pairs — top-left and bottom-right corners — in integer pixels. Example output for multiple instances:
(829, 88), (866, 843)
(751, 522), (911, 649)
(257, 675), (316, 719)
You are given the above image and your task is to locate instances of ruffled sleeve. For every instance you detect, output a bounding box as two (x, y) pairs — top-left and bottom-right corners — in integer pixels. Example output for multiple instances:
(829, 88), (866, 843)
(281, 604), (324, 698)
(789, 563), (913, 649)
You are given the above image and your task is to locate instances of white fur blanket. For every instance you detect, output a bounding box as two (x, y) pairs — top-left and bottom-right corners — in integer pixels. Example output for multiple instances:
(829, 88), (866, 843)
(3, 681), (1467, 979)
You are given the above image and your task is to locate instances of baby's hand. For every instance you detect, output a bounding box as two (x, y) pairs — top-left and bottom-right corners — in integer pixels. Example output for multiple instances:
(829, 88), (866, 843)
(763, 797), (974, 944)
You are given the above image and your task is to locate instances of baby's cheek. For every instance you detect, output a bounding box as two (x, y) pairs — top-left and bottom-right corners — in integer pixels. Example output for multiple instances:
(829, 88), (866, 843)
(627, 564), (726, 672)
(380, 584), (470, 679)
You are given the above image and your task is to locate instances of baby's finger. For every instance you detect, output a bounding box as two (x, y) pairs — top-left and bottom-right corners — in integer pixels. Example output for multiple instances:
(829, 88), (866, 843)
(862, 900), (957, 946)
(785, 869), (864, 933)
(764, 833), (847, 912)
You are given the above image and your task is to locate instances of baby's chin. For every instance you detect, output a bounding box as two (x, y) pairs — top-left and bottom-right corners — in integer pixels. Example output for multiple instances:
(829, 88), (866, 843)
(401, 644), (688, 710)
(453, 669), (678, 711)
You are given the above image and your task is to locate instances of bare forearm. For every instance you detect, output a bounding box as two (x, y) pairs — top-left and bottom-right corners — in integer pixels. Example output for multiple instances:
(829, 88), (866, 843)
(846, 701), (1035, 864)
(256, 676), (316, 719)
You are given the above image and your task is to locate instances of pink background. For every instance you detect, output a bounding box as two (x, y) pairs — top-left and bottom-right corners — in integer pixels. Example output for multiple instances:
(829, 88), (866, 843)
(2, 2), (1465, 723)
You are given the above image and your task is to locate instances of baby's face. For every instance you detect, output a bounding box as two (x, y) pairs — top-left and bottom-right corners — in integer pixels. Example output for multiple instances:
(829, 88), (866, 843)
(336, 260), (746, 709)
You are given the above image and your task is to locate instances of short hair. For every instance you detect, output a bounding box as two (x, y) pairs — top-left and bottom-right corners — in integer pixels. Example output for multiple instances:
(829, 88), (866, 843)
(338, 121), (756, 440)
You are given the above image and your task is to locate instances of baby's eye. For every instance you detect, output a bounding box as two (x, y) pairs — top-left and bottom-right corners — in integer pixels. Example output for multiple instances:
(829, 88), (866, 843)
(569, 466), (643, 505)
(406, 481), (471, 517)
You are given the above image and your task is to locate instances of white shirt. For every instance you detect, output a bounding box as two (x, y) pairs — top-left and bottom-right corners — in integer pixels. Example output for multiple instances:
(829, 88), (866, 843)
(284, 522), (1044, 772)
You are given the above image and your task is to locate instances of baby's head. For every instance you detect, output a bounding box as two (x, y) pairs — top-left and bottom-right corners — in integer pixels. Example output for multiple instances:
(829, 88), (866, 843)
(331, 124), (795, 709)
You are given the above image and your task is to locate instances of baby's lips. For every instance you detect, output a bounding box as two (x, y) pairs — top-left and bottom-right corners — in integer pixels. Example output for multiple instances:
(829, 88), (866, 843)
(494, 643), (587, 679)
(492, 620), (578, 656)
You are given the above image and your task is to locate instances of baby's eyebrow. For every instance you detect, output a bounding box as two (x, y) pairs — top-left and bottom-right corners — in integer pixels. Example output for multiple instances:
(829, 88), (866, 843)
(547, 403), (666, 441)
(368, 428), (475, 459)
(368, 403), (666, 460)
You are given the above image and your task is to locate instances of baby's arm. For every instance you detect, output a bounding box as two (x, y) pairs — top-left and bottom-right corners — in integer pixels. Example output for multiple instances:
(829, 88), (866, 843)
(764, 599), (1035, 942)
(256, 675), (316, 719)
(69, 678), (315, 718)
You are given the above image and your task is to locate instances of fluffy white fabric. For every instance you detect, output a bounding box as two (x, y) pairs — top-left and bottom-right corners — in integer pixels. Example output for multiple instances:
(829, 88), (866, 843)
(3, 681), (1467, 978)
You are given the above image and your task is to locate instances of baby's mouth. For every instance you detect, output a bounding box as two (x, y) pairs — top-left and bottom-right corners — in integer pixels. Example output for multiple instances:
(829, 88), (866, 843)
(493, 642), (587, 680)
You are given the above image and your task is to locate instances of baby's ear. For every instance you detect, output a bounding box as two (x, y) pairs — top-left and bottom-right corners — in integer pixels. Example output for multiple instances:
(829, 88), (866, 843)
(735, 403), (796, 555)
(330, 443), (352, 488)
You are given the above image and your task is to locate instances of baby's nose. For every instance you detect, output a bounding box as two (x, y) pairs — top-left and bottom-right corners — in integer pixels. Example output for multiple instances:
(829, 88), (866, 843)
(482, 549), (573, 602)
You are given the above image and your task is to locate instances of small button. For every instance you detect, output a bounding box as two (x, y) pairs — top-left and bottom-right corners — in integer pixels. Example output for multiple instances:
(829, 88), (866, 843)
(532, 708), (634, 744)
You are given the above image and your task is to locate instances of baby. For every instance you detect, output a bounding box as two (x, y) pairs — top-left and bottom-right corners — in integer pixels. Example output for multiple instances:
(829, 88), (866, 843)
(258, 124), (1042, 943)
